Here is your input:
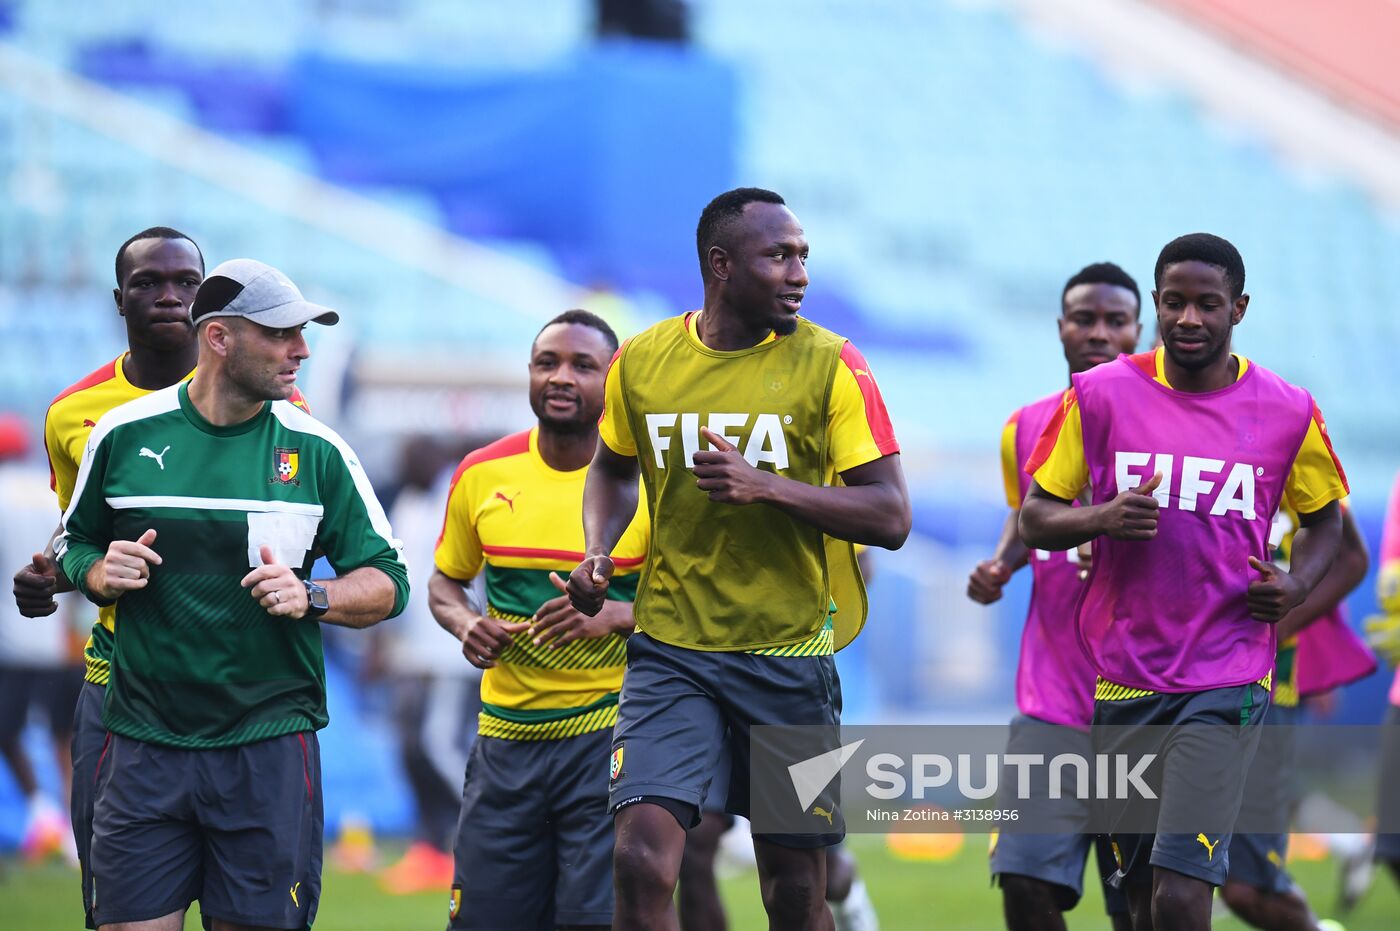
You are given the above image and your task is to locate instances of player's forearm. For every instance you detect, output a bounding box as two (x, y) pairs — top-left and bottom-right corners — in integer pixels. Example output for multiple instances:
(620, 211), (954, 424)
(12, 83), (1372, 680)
(992, 509), (1029, 571)
(42, 525), (75, 594)
(319, 567), (398, 629)
(62, 546), (108, 604)
(428, 568), (481, 640)
(1018, 491), (1102, 551)
(1277, 511), (1368, 640)
(582, 447), (639, 557)
(1284, 502), (1343, 599)
(760, 475), (911, 550)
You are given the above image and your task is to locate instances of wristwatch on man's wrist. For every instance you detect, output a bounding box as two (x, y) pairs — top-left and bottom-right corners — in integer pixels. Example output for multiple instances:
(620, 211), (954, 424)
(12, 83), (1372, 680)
(303, 580), (330, 618)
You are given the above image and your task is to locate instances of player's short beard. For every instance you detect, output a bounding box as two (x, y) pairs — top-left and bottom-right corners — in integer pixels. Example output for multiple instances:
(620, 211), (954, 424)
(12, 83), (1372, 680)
(1165, 333), (1229, 371)
(772, 313), (799, 337)
(531, 400), (596, 436)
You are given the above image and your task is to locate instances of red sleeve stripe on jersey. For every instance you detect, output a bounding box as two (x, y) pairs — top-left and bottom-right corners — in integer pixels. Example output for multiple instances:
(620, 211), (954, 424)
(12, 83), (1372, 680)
(435, 430), (533, 550)
(1024, 388), (1078, 476)
(837, 342), (899, 456)
(48, 359), (118, 409)
(1128, 351), (1157, 378)
(1311, 402), (1349, 493)
(599, 338), (630, 426)
(482, 544), (645, 569)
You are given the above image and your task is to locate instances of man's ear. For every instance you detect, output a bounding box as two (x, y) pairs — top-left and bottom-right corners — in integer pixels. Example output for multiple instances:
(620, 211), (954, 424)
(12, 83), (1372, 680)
(708, 245), (731, 282)
(113, 287), (123, 316)
(203, 319), (234, 357)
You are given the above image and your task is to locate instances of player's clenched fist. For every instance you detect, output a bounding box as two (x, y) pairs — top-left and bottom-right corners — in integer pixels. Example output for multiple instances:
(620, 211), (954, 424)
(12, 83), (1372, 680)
(13, 553), (59, 617)
(967, 559), (1011, 604)
(1095, 472), (1162, 540)
(87, 528), (161, 601)
(566, 553), (614, 617)
(1246, 555), (1306, 623)
(692, 426), (773, 505)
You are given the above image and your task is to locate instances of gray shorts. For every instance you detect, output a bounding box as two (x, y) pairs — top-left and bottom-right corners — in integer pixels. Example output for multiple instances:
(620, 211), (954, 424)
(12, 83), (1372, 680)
(1093, 682), (1269, 888)
(450, 728), (614, 929)
(1226, 703), (1298, 893)
(70, 681), (106, 929)
(1376, 704), (1400, 862)
(90, 731), (323, 929)
(609, 632), (842, 848)
(989, 715), (1127, 914)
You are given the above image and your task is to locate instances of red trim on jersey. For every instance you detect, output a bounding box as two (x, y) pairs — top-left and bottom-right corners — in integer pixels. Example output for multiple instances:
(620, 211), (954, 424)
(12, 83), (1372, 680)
(1128, 351), (1157, 378)
(1025, 388), (1078, 476)
(289, 386), (311, 414)
(481, 544), (645, 569)
(49, 359), (119, 409)
(837, 342), (899, 456)
(45, 359), (120, 492)
(599, 338), (630, 427)
(1311, 402), (1349, 494)
(435, 431), (533, 550)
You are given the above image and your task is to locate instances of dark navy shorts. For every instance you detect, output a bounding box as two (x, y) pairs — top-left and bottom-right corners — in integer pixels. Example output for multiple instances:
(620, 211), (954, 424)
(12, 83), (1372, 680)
(989, 714), (1127, 914)
(90, 731), (322, 930)
(610, 632), (843, 849)
(449, 727), (614, 929)
(0, 663), (83, 743)
(1375, 704), (1400, 862)
(1093, 681), (1269, 888)
(70, 681), (106, 929)
(1226, 703), (1298, 893)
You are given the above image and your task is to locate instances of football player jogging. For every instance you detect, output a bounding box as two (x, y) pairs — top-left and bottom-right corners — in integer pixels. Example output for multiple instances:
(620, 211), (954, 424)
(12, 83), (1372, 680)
(57, 259), (407, 931)
(1020, 234), (1348, 931)
(429, 309), (649, 930)
(16, 228), (202, 927)
(967, 261), (1142, 931)
(1220, 502), (1369, 931)
(566, 187), (911, 931)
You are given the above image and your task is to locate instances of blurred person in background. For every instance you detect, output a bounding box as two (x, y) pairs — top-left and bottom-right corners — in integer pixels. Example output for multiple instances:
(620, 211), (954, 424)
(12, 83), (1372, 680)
(1366, 468), (1400, 894)
(430, 310), (648, 930)
(0, 415), (83, 863)
(369, 433), (481, 895)
(968, 261), (1141, 931)
(1218, 502), (1370, 931)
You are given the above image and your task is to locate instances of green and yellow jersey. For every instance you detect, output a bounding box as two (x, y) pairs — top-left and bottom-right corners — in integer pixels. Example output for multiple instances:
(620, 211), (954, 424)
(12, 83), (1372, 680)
(599, 311), (899, 653)
(435, 428), (650, 741)
(44, 354), (306, 686)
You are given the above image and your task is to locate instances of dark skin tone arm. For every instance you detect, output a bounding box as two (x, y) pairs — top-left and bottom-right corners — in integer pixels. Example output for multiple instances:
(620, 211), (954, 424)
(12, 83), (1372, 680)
(13, 524), (74, 617)
(567, 433), (911, 615)
(967, 509), (1029, 604)
(1019, 472), (1163, 551)
(1276, 507), (1368, 641)
(1248, 500), (1343, 624)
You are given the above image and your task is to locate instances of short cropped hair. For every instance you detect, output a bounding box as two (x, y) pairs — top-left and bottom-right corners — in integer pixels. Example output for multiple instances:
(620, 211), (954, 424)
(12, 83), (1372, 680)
(1154, 233), (1245, 299)
(115, 227), (204, 287)
(1062, 262), (1141, 316)
(536, 308), (619, 354)
(695, 187), (786, 277)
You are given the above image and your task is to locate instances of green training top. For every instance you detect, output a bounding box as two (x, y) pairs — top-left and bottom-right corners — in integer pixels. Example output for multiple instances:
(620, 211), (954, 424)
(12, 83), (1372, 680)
(57, 383), (408, 749)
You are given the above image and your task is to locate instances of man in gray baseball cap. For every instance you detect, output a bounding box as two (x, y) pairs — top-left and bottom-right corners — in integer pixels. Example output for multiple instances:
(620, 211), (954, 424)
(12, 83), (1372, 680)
(191, 258), (340, 329)
(61, 259), (408, 929)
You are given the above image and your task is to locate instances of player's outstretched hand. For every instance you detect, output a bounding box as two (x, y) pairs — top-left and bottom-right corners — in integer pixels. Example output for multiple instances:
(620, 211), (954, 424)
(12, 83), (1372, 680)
(692, 427), (773, 505)
(90, 529), (161, 600)
(14, 553), (59, 617)
(460, 614), (529, 669)
(530, 573), (627, 648)
(241, 545), (309, 619)
(1097, 472), (1162, 540)
(967, 559), (1011, 604)
(1246, 555), (1306, 623)
(566, 554), (614, 617)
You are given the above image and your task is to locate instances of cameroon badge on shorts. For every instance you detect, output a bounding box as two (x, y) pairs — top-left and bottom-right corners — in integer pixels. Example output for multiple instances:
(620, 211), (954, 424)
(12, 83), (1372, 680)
(610, 745), (625, 783)
(449, 885), (461, 920)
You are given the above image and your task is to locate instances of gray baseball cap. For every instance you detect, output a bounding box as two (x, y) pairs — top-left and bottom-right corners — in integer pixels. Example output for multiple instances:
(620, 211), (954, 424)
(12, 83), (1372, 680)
(191, 259), (340, 328)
